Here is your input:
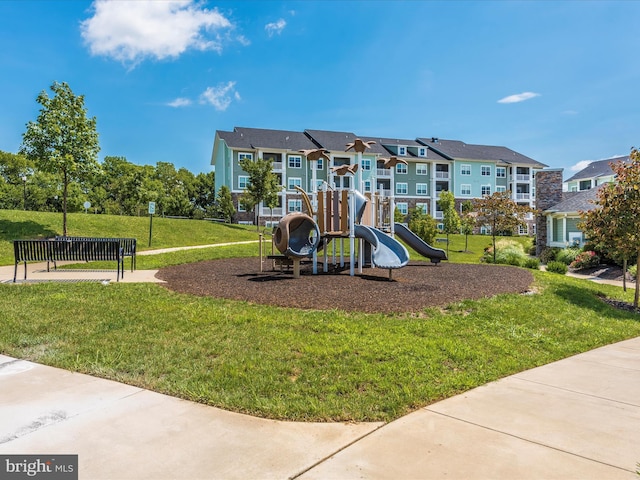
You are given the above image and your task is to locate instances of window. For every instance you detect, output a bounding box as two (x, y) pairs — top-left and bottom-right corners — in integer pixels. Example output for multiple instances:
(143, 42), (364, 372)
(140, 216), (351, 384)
(314, 158), (324, 170)
(361, 158), (371, 171)
(396, 163), (407, 174)
(237, 201), (246, 212)
(496, 167), (506, 178)
(415, 202), (428, 214)
(396, 182), (408, 195)
(579, 180), (592, 190)
(481, 165), (491, 176)
(416, 183), (428, 195)
(238, 176), (249, 189)
(288, 199), (302, 212)
(288, 155), (302, 168)
(288, 177), (302, 190)
(418, 147), (426, 157)
(481, 185), (491, 196)
(364, 180), (372, 192)
(518, 224), (529, 235)
(461, 184), (471, 196)
(461, 164), (471, 176)
(398, 146), (407, 156)
(238, 152), (253, 161)
(396, 202), (408, 215)
(496, 185), (506, 193)
(416, 163), (428, 175)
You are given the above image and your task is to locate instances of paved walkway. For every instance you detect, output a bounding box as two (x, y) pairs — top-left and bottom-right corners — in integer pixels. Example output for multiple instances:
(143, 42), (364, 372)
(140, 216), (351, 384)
(1, 338), (639, 479)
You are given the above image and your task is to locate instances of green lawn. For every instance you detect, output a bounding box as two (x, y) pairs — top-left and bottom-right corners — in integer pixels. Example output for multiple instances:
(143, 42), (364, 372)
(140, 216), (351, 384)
(2, 212), (638, 422)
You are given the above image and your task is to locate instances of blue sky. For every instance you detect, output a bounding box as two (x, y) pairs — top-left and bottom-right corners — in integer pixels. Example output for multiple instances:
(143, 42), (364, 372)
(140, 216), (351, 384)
(0, 1), (638, 178)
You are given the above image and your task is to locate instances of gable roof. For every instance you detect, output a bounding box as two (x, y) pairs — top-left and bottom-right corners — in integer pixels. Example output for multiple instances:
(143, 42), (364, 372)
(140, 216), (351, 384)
(544, 185), (604, 214)
(416, 137), (547, 167)
(564, 155), (629, 183)
(218, 127), (318, 151)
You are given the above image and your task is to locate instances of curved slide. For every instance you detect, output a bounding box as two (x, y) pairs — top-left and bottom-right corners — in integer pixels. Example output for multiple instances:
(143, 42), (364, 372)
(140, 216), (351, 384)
(394, 223), (447, 264)
(354, 224), (409, 269)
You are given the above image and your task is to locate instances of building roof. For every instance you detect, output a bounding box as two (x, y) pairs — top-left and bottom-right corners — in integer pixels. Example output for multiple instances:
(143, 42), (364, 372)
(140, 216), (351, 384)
(544, 185), (604, 214)
(218, 127), (318, 151)
(564, 155), (629, 183)
(416, 137), (547, 167)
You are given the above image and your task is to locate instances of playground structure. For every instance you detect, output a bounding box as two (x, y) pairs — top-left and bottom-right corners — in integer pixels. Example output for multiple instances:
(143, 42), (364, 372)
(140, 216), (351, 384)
(262, 141), (447, 279)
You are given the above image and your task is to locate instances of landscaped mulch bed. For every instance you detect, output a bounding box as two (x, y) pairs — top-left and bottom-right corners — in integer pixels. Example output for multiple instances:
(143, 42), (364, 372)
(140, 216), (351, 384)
(157, 258), (535, 314)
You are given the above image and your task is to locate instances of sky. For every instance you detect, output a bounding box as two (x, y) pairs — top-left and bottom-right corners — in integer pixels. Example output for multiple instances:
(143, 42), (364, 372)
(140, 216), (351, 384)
(0, 1), (639, 178)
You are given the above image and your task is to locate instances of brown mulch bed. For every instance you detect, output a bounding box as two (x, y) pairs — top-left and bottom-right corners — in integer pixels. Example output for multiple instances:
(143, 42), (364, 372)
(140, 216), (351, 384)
(156, 258), (535, 314)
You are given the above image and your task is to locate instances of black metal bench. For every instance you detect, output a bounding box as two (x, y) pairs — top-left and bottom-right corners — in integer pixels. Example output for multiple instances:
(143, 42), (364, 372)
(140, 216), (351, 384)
(13, 239), (124, 282)
(55, 236), (136, 271)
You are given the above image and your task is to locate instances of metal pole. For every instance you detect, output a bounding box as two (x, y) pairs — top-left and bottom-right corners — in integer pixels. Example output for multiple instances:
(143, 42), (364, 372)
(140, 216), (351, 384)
(148, 214), (153, 247)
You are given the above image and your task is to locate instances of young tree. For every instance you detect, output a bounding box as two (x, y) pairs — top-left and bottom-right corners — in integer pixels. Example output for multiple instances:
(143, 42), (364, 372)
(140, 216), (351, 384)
(474, 191), (533, 264)
(460, 200), (475, 252)
(408, 207), (438, 246)
(580, 149), (640, 306)
(238, 157), (280, 229)
(20, 82), (100, 236)
(212, 185), (236, 222)
(439, 190), (461, 257)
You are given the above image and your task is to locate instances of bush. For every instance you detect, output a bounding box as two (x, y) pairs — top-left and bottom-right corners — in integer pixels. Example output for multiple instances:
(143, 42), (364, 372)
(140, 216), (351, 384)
(408, 208), (438, 246)
(523, 257), (540, 270)
(556, 247), (581, 265)
(482, 239), (527, 266)
(569, 251), (600, 270)
(546, 261), (568, 275)
(628, 264), (637, 279)
(539, 247), (560, 264)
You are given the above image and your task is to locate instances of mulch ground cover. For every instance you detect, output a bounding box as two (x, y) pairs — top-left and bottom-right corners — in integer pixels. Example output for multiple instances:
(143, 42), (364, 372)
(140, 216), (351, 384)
(157, 258), (535, 314)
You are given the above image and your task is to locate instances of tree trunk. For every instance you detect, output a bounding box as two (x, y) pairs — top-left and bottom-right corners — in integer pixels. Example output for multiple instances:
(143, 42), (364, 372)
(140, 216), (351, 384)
(62, 169), (68, 237)
(623, 258), (627, 292)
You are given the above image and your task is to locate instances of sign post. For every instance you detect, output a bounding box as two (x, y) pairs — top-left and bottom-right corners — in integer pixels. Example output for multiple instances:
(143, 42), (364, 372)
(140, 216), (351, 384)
(148, 202), (156, 247)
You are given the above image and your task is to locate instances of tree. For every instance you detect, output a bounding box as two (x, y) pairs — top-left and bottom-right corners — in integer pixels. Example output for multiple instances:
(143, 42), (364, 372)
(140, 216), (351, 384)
(408, 207), (438, 246)
(20, 82), (100, 235)
(212, 185), (236, 222)
(474, 191), (533, 264)
(439, 190), (460, 257)
(238, 157), (280, 229)
(580, 149), (640, 306)
(194, 171), (216, 214)
(460, 200), (475, 252)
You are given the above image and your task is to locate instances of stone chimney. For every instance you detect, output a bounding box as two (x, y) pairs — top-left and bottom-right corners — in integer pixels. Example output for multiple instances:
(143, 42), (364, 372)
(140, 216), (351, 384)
(535, 169), (563, 255)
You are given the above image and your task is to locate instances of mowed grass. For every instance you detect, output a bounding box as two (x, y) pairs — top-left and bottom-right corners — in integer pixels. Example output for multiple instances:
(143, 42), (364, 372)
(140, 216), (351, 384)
(1, 250), (639, 422)
(0, 209), (259, 265)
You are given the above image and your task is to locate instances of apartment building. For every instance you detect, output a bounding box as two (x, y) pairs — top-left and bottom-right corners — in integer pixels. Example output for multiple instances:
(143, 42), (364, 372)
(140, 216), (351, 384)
(211, 127), (547, 232)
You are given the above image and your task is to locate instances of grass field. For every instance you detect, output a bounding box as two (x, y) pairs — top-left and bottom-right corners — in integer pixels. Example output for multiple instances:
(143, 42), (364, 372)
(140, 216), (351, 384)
(1, 210), (638, 422)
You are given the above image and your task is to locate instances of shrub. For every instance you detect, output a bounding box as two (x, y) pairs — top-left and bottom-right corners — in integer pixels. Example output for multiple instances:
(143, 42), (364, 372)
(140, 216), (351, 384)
(546, 261), (568, 274)
(482, 239), (527, 266)
(539, 247), (560, 264)
(628, 264), (637, 279)
(408, 208), (438, 246)
(569, 251), (600, 270)
(556, 247), (581, 265)
(523, 257), (540, 270)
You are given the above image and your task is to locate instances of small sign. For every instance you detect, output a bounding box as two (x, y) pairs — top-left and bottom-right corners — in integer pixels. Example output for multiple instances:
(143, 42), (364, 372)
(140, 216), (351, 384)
(83, 201), (91, 209)
(148, 202), (156, 215)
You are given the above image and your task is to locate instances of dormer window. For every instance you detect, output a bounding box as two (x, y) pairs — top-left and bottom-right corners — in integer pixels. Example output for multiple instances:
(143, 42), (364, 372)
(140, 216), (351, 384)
(418, 147), (426, 157)
(398, 146), (407, 156)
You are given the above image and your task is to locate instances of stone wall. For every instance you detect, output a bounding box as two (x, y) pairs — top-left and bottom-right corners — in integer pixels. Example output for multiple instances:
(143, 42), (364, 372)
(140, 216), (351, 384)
(534, 169), (564, 255)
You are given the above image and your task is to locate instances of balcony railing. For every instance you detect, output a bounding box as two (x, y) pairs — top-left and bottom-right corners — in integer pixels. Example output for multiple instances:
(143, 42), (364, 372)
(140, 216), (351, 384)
(516, 174), (530, 182)
(516, 193), (531, 200)
(259, 207), (284, 216)
(434, 211), (443, 219)
(271, 162), (283, 171)
(376, 168), (391, 177)
(435, 171), (449, 179)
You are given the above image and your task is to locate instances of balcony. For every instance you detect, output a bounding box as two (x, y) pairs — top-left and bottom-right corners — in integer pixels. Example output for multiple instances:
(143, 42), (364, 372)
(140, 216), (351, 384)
(516, 193), (531, 200)
(271, 161), (283, 171)
(376, 168), (391, 177)
(516, 174), (530, 182)
(435, 171), (449, 179)
(259, 207), (284, 217)
(434, 211), (443, 219)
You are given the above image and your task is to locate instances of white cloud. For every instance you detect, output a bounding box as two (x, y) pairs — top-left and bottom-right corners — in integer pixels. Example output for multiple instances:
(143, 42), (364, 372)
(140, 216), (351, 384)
(199, 81), (239, 111)
(570, 160), (592, 172)
(497, 92), (541, 104)
(167, 97), (192, 108)
(236, 35), (251, 46)
(265, 19), (286, 37)
(80, 0), (233, 65)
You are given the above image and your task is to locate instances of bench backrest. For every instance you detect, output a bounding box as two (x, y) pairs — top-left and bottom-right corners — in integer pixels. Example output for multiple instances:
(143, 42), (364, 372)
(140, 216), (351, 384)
(50, 239), (122, 262)
(55, 236), (136, 255)
(14, 240), (52, 262)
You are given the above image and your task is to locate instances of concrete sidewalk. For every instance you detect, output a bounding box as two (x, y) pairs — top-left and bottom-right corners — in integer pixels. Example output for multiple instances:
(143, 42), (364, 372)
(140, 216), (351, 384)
(0, 262), (163, 284)
(1, 337), (639, 479)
